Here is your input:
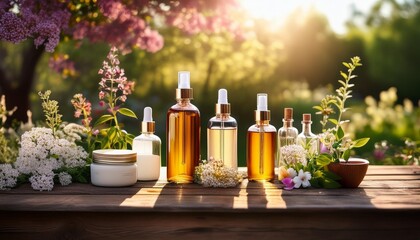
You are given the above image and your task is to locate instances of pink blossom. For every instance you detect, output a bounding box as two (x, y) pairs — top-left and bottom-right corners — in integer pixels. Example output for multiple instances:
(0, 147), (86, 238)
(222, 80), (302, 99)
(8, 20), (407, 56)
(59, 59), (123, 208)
(282, 178), (294, 190)
(74, 109), (82, 118)
(98, 91), (105, 100)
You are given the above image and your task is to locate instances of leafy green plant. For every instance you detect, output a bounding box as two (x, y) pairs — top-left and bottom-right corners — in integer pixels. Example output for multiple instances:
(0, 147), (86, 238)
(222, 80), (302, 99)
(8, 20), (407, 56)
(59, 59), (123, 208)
(313, 56), (370, 166)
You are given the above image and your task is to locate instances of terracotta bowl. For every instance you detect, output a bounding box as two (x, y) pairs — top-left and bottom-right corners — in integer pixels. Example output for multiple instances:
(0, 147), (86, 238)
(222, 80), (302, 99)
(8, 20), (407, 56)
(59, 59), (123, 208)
(328, 158), (369, 188)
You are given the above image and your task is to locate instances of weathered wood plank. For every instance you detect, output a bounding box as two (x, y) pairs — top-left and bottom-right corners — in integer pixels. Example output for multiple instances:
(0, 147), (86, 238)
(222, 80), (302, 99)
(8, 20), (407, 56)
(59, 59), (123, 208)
(0, 211), (419, 240)
(0, 166), (419, 240)
(0, 188), (419, 212)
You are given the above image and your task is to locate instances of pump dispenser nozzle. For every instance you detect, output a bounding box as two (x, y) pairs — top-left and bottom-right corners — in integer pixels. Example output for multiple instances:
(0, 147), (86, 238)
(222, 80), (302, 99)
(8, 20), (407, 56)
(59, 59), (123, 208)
(178, 71), (190, 89)
(215, 88), (230, 115)
(176, 71), (193, 100)
(255, 93), (270, 123)
(218, 89), (228, 104)
(257, 94), (268, 111)
(141, 106), (155, 133)
(143, 107), (153, 122)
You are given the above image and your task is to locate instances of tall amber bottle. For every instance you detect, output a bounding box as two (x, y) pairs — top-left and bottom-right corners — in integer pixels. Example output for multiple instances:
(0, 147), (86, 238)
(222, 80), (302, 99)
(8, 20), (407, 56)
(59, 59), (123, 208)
(166, 71), (200, 183)
(246, 93), (276, 181)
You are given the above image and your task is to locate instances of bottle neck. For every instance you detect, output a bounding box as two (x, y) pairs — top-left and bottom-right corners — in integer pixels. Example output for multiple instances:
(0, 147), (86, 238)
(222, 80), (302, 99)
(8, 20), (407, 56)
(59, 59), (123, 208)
(177, 98), (191, 106)
(256, 120), (270, 126)
(216, 113), (230, 120)
(301, 122), (312, 134)
(283, 119), (293, 128)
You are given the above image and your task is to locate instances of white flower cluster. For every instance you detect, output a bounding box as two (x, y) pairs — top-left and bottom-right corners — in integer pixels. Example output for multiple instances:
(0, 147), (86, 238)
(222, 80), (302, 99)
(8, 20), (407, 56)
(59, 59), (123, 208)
(194, 159), (243, 188)
(280, 144), (307, 166)
(55, 123), (86, 143)
(14, 127), (88, 191)
(0, 164), (19, 190)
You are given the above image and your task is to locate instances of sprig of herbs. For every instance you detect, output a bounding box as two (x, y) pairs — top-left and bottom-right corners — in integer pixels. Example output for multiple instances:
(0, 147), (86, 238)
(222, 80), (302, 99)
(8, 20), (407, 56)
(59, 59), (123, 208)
(39, 90), (62, 135)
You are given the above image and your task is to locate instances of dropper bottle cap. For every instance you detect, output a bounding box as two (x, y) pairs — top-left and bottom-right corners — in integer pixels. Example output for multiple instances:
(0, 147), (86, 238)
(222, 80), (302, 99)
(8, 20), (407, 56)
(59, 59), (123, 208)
(215, 88), (231, 115)
(175, 71), (193, 100)
(254, 93), (270, 123)
(141, 107), (155, 133)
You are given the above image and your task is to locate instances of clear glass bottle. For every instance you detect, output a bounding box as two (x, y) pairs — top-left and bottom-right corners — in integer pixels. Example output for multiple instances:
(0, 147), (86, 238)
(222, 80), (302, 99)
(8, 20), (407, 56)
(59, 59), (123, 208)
(133, 107), (161, 181)
(166, 71), (200, 184)
(207, 89), (238, 169)
(297, 113), (319, 158)
(247, 93), (276, 181)
(278, 108), (299, 168)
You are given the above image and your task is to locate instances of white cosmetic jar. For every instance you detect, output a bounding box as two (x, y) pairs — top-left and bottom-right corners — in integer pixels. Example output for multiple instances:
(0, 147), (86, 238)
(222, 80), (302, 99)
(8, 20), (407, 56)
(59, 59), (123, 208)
(91, 149), (137, 187)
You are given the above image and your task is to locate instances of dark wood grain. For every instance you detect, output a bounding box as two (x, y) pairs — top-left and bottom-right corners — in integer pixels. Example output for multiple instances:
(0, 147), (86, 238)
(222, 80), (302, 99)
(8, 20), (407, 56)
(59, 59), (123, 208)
(0, 166), (419, 240)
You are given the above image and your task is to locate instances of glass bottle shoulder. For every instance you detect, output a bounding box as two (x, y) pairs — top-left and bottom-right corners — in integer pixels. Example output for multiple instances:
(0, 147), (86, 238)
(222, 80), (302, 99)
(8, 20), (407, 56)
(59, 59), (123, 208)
(208, 115), (237, 128)
(169, 101), (200, 113)
(248, 124), (276, 133)
(134, 133), (161, 143)
(277, 127), (299, 137)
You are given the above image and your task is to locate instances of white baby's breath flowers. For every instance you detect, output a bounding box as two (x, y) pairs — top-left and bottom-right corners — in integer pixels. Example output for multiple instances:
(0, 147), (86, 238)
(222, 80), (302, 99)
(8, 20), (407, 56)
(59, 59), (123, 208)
(0, 164), (19, 190)
(29, 173), (54, 191)
(280, 144), (307, 166)
(58, 172), (72, 186)
(14, 127), (88, 191)
(56, 123), (86, 143)
(194, 158), (243, 188)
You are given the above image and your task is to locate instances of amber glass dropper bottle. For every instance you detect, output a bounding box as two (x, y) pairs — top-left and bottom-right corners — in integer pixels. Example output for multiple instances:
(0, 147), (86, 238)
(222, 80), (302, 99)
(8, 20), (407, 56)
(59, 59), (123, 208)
(246, 93), (276, 181)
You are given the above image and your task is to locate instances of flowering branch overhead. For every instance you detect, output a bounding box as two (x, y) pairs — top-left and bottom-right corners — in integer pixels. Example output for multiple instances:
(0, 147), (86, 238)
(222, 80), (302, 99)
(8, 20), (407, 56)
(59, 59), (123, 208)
(0, 0), (243, 53)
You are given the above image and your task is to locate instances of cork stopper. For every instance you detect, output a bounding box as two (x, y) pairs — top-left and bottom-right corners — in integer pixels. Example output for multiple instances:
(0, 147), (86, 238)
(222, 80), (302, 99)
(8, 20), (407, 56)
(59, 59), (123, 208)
(302, 113), (312, 123)
(284, 108), (293, 120)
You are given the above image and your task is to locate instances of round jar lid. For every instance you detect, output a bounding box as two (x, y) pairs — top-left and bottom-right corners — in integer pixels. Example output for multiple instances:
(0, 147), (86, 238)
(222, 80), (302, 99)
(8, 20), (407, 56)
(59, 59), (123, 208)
(92, 149), (137, 164)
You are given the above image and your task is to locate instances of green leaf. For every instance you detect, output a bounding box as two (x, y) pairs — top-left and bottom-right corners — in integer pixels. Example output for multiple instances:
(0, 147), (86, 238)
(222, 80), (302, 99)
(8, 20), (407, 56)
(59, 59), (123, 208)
(309, 178), (321, 188)
(340, 71), (348, 80)
(353, 138), (370, 148)
(328, 118), (338, 125)
(117, 108), (137, 119)
(338, 80), (346, 87)
(337, 126), (345, 139)
(321, 178), (341, 188)
(342, 149), (350, 161)
(323, 170), (341, 181)
(316, 154), (333, 167)
(94, 114), (114, 126)
(342, 62), (350, 68)
(312, 106), (323, 112)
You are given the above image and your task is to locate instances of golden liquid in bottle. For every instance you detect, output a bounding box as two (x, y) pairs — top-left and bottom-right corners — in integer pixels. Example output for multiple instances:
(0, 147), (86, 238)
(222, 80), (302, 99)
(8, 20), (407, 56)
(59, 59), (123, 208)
(207, 128), (237, 168)
(247, 130), (276, 181)
(167, 108), (200, 183)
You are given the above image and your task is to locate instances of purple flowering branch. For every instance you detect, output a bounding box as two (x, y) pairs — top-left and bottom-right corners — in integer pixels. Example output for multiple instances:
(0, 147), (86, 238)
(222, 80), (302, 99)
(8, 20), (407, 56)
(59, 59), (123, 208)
(98, 47), (135, 124)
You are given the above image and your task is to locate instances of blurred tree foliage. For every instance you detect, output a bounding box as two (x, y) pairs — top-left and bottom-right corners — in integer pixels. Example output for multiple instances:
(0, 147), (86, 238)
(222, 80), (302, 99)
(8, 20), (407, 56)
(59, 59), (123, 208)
(1, 0), (419, 165)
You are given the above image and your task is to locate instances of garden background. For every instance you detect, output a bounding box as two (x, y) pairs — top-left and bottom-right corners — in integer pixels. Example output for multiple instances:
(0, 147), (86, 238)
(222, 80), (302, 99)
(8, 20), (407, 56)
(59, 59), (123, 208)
(1, 0), (419, 167)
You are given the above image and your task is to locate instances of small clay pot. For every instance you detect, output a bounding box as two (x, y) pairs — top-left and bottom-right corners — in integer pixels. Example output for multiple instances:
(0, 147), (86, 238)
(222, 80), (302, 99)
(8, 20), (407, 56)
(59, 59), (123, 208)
(328, 158), (369, 188)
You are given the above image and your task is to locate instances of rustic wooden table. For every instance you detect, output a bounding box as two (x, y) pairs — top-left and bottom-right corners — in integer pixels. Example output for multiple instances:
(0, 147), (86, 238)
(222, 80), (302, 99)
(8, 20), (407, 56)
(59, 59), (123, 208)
(0, 166), (419, 240)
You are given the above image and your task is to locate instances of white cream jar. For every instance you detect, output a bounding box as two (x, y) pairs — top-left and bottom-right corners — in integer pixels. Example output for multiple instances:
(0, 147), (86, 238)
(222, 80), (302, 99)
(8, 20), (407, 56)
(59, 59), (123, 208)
(91, 149), (137, 187)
